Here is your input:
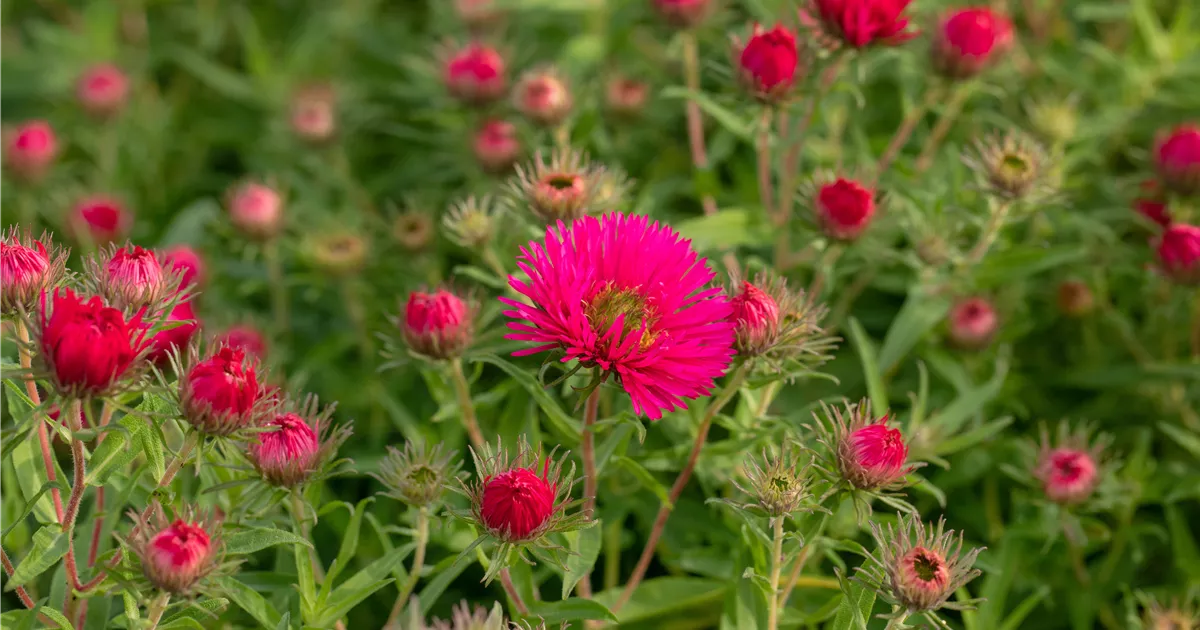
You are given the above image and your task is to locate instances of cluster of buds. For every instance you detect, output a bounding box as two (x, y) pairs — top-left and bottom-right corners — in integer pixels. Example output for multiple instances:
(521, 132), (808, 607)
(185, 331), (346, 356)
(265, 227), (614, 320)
(289, 83), (338, 143)
(3, 120), (58, 182)
(735, 24), (801, 103)
(855, 513), (985, 619)
(513, 68), (572, 127)
(1154, 123), (1200, 195)
(373, 441), (461, 508)
(946, 296), (998, 350)
(178, 344), (274, 436)
(248, 395), (350, 488)
(400, 288), (476, 360)
(1, 228), (68, 315)
(68, 195), (133, 245)
(725, 271), (835, 369)
(799, 0), (917, 51)
(444, 196), (499, 249)
(443, 43), (507, 104)
(129, 503), (223, 594)
(227, 180), (284, 240)
(1032, 422), (1110, 505)
(804, 174), (880, 241)
(35, 288), (151, 399)
(729, 445), (822, 517)
(964, 130), (1052, 201)
(812, 400), (916, 497)
(931, 7), (1013, 79)
(76, 63), (130, 117)
(473, 119), (521, 173)
(507, 149), (628, 223)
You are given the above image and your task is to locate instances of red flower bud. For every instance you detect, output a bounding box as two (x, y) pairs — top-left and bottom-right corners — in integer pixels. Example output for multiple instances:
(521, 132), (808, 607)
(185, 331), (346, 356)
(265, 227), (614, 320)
(37, 288), (148, 398)
(801, 0), (917, 49)
(401, 289), (473, 359)
(444, 44), (507, 104)
(1133, 179), (1171, 227)
(653, 0), (714, 27)
(1035, 448), (1098, 504)
(68, 196), (132, 245)
(840, 419), (910, 489)
(1157, 223), (1200, 285)
(947, 297), (997, 350)
(132, 507), (222, 595)
(249, 412), (321, 487)
(606, 77), (650, 118)
(3, 120), (58, 182)
(473, 119), (521, 173)
(1, 231), (54, 314)
(1154, 123), (1200, 195)
(514, 70), (572, 127)
(227, 181), (283, 239)
(729, 281), (780, 356)
(290, 84), (337, 143)
(932, 8), (1013, 79)
(816, 177), (876, 240)
(163, 245), (206, 291)
(1056, 280), (1095, 318)
(738, 24), (800, 102)
(98, 245), (167, 311)
(181, 346), (264, 436)
(76, 63), (130, 116)
(213, 325), (268, 360)
(147, 300), (199, 365)
(480, 466), (556, 542)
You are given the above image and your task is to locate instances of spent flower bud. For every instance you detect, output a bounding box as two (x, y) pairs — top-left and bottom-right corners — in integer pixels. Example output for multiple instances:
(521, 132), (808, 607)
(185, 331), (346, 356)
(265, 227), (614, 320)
(856, 513), (985, 615)
(374, 441), (461, 508)
(306, 231), (368, 276)
(731, 446), (819, 517)
(965, 131), (1051, 201)
(394, 210), (435, 252)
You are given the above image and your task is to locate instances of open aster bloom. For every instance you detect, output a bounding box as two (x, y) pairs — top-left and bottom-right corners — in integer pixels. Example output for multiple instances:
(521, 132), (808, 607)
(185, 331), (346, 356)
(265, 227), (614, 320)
(1032, 422), (1111, 506)
(501, 213), (736, 420)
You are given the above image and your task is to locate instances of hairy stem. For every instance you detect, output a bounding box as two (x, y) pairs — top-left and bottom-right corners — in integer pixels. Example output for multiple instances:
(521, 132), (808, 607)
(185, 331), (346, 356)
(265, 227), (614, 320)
(766, 517), (785, 630)
(875, 85), (943, 184)
(914, 82), (972, 174)
(576, 386), (601, 598)
(15, 321), (65, 522)
(0, 546), (40, 612)
(161, 431), (200, 487)
(449, 358), (485, 452)
(884, 610), (910, 630)
(613, 361), (752, 612)
(499, 568), (530, 616)
(757, 108), (775, 220)
(145, 592), (171, 630)
(965, 200), (1013, 264)
(263, 238), (290, 338)
(61, 399), (89, 595)
(385, 507), (429, 628)
(681, 31), (719, 218)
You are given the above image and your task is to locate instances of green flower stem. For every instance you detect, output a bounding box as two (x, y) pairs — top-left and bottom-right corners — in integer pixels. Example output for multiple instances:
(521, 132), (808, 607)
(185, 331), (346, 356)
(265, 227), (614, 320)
(145, 592), (172, 630)
(965, 199), (1013, 265)
(884, 609), (910, 630)
(603, 509), (622, 590)
(499, 567), (530, 617)
(15, 321), (65, 522)
(160, 431), (200, 487)
(757, 107), (776, 220)
(575, 386), (602, 598)
(449, 358), (485, 452)
(875, 84), (945, 184)
(777, 515), (830, 608)
(766, 516), (785, 630)
(263, 238), (290, 339)
(681, 31), (718, 219)
(613, 361), (752, 613)
(915, 81), (973, 174)
(385, 507), (429, 628)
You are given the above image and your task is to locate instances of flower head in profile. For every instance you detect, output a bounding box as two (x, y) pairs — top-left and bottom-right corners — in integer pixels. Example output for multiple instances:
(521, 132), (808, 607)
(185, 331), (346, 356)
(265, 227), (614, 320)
(128, 503), (223, 595)
(724, 270), (835, 369)
(443, 42), (507, 104)
(813, 400), (916, 494)
(799, 0), (917, 50)
(734, 24), (801, 103)
(373, 441), (462, 509)
(36, 288), (150, 399)
(1154, 123), (1200, 195)
(501, 213), (736, 420)
(1, 227), (68, 315)
(3, 120), (58, 182)
(1156, 223), (1200, 285)
(444, 196), (500, 249)
(932, 7), (1013, 79)
(964, 130), (1052, 201)
(512, 68), (572, 127)
(855, 513), (985, 620)
(507, 149), (624, 224)
(456, 437), (587, 583)
(178, 344), (274, 436)
(68, 195), (133, 245)
(399, 288), (476, 360)
(1032, 422), (1111, 506)
(248, 395), (350, 488)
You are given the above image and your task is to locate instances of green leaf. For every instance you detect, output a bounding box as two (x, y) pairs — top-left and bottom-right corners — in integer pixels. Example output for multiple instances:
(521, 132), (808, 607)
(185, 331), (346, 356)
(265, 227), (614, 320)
(293, 529), (317, 613)
(593, 577), (726, 625)
(10, 434), (57, 524)
(847, 318), (887, 413)
(613, 456), (671, 505)
(674, 209), (755, 251)
(831, 582), (876, 630)
(7, 525), (69, 588)
(331, 545), (413, 597)
(84, 429), (134, 486)
(997, 586), (1050, 630)
(926, 355), (1008, 436)
(30, 605), (73, 630)
(877, 290), (950, 374)
(1158, 422), (1200, 458)
(419, 536), (486, 615)
(222, 527), (314, 555)
(469, 354), (579, 444)
(561, 522), (603, 599)
(2, 480), (63, 541)
(168, 46), (260, 104)
(324, 497), (374, 594)
(661, 87), (754, 141)
(214, 577), (281, 629)
(160, 597), (230, 627)
(527, 598), (618, 623)
(128, 401), (169, 482)
(1165, 504), (1200, 581)
(314, 579), (395, 628)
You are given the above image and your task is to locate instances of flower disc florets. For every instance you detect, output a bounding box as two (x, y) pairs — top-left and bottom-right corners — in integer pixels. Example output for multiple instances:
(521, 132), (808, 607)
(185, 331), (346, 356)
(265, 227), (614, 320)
(507, 150), (617, 223)
(129, 504), (223, 595)
(373, 441), (461, 508)
(965, 131), (1051, 201)
(501, 213), (735, 420)
(855, 513), (984, 615)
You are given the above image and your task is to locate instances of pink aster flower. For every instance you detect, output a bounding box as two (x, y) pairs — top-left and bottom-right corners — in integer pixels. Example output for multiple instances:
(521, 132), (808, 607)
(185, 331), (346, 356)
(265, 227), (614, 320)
(501, 213), (736, 420)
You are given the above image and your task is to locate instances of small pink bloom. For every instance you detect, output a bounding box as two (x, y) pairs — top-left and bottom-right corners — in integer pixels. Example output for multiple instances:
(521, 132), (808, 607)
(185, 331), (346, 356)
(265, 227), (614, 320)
(1036, 448), (1098, 504)
(738, 25), (800, 101)
(249, 412), (322, 487)
(77, 63), (130, 116)
(801, 0), (917, 49)
(480, 466), (556, 542)
(69, 196), (132, 245)
(163, 245), (206, 291)
(147, 300), (199, 365)
(1, 232), (52, 314)
(3, 120), (58, 181)
(839, 418), (910, 489)
(1156, 223), (1200, 285)
(100, 245), (166, 310)
(933, 8), (1013, 78)
(402, 289), (473, 359)
(143, 518), (216, 593)
(653, 0), (713, 27)
(214, 325), (268, 360)
(947, 297), (997, 350)
(181, 346), (264, 435)
(514, 70), (572, 126)
(729, 281), (780, 356)
(473, 119), (521, 173)
(896, 546), (952, 605)
(1154, 123), (1200, 194)
(816, 178), (876, 240)
(227, 181), (283, 239)
(444, 44), (507, 104)
(1133, 179), (1171, 227)
(290, 85), (337, 142)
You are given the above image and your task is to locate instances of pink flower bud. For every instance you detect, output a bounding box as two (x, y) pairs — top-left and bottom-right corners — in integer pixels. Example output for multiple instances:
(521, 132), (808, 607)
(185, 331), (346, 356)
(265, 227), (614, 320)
(68, 196), (132, 245)
(147, 300), (199, 365)
(37, 289), (148, 398)
(932, 8), (1013, 79)
(800, 0), (917, 49)
(3, 120), (58, 182)
(1157, 223), (1200, 285)
(214, 325), (267, 360)
(76, 63), (130, 116)
(99, 245), (166, 310)
(401, 289), (473, 359)
(140, 516), (218, 594)
(444, 44), (507, 104)
(653, 0), (714, 27)
(454, 0), (502, 29)
(1036, 448), (1098, 504)
(480, 466), (556, 542)
(473, 119), (521, 173)
(249, 412), (321, 487)
(181, 346), (265, 436)
(1, 231), (53, 314)
(1133, 179), (1171, 227)
(606, 77), (650, 117)
(947, 297), (997, 350)
(1154, 123), (1200, 195)
(513, 70), (572, 127)
(840, 419), (910, 489)
(227, 181), (283, 239)
(1056, 280), (1095, 318)
(738, 24), (800, 102)
(163, 245), (206, 291)
(729, 281), (780, 356)
(289, 85), (337, 143)
(816, 178), (876, 240)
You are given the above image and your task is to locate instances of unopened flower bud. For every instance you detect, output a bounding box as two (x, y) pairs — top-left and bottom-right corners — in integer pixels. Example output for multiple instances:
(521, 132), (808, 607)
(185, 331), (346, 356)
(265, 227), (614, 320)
(606, 76), (649, 117)
(37, 289), (149, 398)
(815, 400), (915, 492)
(290, 84), (337, 143)
(393, 210), (435, 251)
(163, 245), (206, 291)
(732, 447), (815, 517)
(1156, 223), (1200, 285)
(96, 245), (167, 311)
(401, 289), (474, 360)
(3, 120), (58, 182)
(69, 196), (132, 245)
(147, 300), (199, 365)
(1033, 423), (1108, 505)
(2, 228), (64, 315)
(932, 8), (1013, 79)
(966, 131), (1050, 200)
(653, 0), (714, 28)
(858, 513), (983, 614)
(1133, 179), (1171, 228)
(473, 119), (521, 173)
(947, 296), (997, 350)
(729, 281), (780, 355)
(737, 24), (800, 102)
(77, 63), (130, 116)
(444, 196), (498, 249)
(132, 505), (221, 594)
(227, 181), (283, 239)
(800, 0), (917, 50)
(213, 325), (267, 360)
(513, 70), (571, 127)
(249, 397), (346, 488)
(430, 601), (508, 630)
(307, 231), (368, 276)
(444, 44), (507, 104)
(1056, 280), (1094, 318)
(815, 177), (877, 240)
(374, 442), (460, 508)
(181, 346), (268, 436)
(1154, 123), (1200, 195)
